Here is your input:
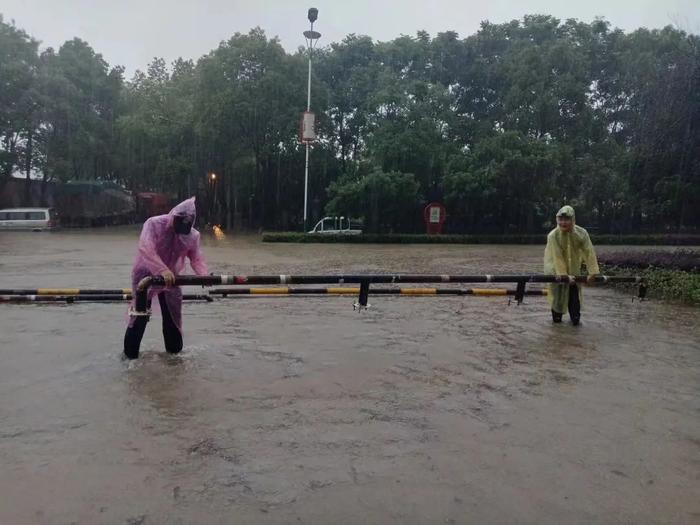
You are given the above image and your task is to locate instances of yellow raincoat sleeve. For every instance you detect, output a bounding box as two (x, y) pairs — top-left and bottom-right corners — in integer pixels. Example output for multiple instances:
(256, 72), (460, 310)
(544, 230), (568, 275)
(581, 230), (600, 275)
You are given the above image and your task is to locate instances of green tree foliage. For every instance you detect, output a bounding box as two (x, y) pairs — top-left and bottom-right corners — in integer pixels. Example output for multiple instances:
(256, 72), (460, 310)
(326, 169), (421, 233)
(0, 14), (39, 182)
(0, 14), (697, 232)
(444, 131), (567, 233)
(40, 39), (123, 182)
(115, 57), (195, 193)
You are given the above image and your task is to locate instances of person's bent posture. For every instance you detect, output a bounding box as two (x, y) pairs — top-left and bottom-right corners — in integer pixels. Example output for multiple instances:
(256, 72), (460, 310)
(544, 205), (599, 326)
(124, 197), (208, 359)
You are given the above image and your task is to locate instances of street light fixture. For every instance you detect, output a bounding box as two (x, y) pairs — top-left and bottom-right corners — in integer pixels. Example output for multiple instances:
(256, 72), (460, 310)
(307, 7), (318, 23)
(209, 173), (218, 223)
(302, 7), (320, 233)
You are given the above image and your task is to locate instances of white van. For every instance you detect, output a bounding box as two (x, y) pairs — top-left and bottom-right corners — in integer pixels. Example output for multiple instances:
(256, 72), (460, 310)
(0, 208), (59, 231)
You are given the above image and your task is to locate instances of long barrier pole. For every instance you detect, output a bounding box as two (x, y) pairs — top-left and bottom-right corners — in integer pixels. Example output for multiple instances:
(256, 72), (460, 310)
(141, 274), (644, 287)
(0, 288), (551, 304)
(207, 287), (548, 297)
(133, 274), (646, 312)
(0, 294), (213, 303)
(0, 288), (134, 295)
(0, 274), (642, 299)
(0, 275), (645, 307)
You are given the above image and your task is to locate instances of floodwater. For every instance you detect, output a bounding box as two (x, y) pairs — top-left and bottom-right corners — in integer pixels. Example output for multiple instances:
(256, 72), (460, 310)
(1, 229), (699, 525)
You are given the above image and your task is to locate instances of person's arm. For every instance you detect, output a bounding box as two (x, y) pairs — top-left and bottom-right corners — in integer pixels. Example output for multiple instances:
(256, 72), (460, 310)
(582, 230), (600, 283)
(138, 219), (170, 276)
(188, 232), (209, 276)
(544, 232), (568, 276)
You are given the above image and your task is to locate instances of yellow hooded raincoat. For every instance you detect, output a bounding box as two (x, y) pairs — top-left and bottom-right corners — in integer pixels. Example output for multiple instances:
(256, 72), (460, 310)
(543, 205), (600, 314)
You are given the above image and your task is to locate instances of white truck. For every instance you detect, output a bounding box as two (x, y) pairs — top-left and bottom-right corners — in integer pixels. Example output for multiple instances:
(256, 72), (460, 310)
(308, 216), (362, 235)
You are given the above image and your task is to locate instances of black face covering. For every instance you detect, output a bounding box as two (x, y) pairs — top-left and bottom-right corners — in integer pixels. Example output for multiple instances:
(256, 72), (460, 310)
(173, 215), (193, 235)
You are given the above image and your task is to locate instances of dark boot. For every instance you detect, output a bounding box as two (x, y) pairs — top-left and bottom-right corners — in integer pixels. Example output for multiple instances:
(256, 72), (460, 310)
(124, 315), (149, 359)
(159, 294), (183, 354)
(552, 310), (563, 323)
(569, 284), (581, 326)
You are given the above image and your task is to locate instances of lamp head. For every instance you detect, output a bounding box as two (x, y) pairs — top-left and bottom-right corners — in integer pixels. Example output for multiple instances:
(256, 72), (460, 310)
(308, 8), (318, 23)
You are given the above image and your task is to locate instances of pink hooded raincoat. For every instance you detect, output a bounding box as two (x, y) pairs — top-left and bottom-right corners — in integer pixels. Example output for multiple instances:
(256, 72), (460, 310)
(128, 197), (208, 332)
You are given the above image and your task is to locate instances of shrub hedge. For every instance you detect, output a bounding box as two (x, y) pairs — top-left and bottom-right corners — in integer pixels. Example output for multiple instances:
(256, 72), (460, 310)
(262, 232), (700, 245)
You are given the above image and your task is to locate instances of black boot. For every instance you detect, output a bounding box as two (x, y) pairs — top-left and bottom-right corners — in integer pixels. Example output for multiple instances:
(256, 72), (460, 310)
(159, 295), (183, 354)
(569, 284), (581, 326)
(552, 310), (563, 323)
(124, 297), (152, 359)
(124, 315), (149, 359)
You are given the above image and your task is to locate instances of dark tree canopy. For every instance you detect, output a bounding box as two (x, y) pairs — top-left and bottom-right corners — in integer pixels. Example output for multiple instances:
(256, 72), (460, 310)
(1, 14), (698, 232)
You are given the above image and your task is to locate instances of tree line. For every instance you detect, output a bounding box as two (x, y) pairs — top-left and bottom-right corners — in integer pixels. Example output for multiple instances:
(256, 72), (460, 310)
(1, 13), (698, 233)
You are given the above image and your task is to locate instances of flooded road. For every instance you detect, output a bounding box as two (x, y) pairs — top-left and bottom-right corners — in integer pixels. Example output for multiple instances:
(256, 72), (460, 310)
(1, 230), (699, 524)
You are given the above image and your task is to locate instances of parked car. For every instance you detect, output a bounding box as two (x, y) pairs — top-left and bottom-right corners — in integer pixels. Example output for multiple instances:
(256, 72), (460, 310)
(0, 208), (59, 231)
(308, 216), (362, 235)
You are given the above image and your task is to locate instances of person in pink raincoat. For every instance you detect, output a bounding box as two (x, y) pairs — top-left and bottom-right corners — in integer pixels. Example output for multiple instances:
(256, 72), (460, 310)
(124, 197), (209, 359)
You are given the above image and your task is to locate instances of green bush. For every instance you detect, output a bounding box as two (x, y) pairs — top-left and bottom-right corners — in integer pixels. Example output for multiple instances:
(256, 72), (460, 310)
(599, 250), (699, 272)
(591, 235), (700, 246)
(262, 232), (700, 245)
(602, 265), (700, 305)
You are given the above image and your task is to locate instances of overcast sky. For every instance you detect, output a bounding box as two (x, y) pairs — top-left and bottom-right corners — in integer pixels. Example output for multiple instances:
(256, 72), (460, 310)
(1, 0), (698, 77)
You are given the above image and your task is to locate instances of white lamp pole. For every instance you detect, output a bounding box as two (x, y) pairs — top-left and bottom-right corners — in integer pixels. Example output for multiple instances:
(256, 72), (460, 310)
(303, 8), (320, 232)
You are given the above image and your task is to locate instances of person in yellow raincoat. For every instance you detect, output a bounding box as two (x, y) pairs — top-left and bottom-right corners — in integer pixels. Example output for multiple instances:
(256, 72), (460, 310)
(544, 205), (600, 325)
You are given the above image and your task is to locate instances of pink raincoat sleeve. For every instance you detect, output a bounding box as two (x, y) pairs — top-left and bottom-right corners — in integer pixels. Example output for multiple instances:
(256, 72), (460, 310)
(137, 219), (170, 275)
(188, 232), (209, 275)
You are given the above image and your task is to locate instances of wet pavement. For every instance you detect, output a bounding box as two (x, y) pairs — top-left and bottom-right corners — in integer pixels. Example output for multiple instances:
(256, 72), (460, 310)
(1, 229), (699, 524)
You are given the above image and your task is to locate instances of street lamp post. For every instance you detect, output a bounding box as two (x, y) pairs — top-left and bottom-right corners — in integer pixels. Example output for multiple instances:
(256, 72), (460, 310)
(302, 8), (320, 232)
(209, 172), (217, 223)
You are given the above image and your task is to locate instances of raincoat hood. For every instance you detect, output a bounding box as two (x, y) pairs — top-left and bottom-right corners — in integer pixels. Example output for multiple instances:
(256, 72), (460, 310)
(169, 197), (197, 225)
(556, 205), (576, 223)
